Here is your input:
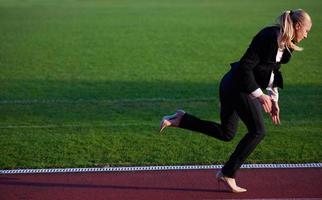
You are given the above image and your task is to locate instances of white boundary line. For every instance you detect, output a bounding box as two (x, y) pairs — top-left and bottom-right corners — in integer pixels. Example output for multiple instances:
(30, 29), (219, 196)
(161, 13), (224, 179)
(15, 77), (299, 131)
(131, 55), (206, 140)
(1, 163), (321, 175)
(0, 97), (217, 105)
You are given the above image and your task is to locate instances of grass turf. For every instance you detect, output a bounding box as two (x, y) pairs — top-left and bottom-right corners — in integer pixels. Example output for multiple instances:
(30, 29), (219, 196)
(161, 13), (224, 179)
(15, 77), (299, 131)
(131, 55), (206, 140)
(0, 0), (321, 169)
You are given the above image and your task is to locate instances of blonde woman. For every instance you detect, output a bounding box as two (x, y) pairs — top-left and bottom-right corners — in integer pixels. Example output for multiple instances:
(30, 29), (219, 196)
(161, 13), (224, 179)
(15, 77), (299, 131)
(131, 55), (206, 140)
(159, 9), (312, 193)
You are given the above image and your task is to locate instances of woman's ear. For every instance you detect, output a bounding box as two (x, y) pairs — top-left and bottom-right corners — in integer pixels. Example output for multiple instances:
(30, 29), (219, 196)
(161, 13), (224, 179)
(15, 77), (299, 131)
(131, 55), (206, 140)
(294, 22), (301, 31)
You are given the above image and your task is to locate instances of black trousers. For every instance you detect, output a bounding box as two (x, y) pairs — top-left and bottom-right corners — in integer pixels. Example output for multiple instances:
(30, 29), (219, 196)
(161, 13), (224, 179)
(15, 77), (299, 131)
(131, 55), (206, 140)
(179, 70), (265, 178)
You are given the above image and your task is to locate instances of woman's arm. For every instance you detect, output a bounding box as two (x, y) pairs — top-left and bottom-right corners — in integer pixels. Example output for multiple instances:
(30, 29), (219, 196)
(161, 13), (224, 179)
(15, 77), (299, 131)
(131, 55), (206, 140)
(270, 100), (281, 124)
(235, 27), (279, 94)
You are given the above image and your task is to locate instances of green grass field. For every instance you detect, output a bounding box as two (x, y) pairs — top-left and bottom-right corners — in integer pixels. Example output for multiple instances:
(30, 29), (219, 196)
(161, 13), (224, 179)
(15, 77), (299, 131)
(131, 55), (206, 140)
(0, 0), (321, 169)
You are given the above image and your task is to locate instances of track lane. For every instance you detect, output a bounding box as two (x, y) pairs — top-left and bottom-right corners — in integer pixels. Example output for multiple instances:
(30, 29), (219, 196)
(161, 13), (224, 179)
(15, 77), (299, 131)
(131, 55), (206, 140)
(1, 168), (321, 200)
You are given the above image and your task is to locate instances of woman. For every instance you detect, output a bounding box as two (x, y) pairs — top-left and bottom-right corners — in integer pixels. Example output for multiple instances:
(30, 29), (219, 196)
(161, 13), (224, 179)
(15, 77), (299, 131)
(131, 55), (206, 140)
(159, 9), (312, 193)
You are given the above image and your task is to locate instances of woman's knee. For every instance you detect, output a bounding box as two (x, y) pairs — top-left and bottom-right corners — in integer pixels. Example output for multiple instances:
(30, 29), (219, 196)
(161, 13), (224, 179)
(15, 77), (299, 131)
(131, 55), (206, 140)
(222, 128), (236, 141)
(252, 128), (266, 139)
(222, 134), (235, 142)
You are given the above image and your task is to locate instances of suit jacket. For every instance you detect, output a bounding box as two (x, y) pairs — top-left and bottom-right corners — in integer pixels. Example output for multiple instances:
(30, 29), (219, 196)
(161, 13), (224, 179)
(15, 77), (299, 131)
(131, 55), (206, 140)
(231, 26), (293, 94)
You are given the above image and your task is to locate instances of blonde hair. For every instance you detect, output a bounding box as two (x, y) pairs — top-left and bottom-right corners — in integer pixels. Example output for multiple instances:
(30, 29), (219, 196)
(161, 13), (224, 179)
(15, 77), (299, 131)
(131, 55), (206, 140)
(276, 9), (312, 51)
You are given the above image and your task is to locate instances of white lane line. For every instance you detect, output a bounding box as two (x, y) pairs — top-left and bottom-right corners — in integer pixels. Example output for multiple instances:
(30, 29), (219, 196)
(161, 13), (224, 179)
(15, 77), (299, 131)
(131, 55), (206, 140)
(0, 97), (217, 105)
(1, 163), (321, 174)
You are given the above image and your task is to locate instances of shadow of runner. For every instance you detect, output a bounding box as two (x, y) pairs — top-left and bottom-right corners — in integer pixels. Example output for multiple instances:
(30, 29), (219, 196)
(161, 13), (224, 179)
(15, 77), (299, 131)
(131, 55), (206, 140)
(0, 179), (225, 193)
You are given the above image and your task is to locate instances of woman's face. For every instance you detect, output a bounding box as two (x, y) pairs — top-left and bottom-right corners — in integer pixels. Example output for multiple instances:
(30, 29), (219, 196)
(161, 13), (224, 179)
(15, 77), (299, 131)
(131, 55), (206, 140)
(294, 21), (312, 43)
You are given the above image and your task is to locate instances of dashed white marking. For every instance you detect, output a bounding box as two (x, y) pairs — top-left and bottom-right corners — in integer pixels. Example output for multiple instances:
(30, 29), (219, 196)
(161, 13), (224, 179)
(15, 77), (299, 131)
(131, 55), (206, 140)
(1, 163), (321, 174)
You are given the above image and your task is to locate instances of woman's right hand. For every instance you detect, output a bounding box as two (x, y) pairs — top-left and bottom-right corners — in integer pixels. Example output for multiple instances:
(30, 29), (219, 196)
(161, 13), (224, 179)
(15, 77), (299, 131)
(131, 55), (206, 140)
(257, 94), (272, 113)
(270, 101), (281, 125)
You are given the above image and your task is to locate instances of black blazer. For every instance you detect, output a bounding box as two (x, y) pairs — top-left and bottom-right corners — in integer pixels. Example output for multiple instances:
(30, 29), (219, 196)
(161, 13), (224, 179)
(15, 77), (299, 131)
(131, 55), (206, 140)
(231, 26), (293, 94)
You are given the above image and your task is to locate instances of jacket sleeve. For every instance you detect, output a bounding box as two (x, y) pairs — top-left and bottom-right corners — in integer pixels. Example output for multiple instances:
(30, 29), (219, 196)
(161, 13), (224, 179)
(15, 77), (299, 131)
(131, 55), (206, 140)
(235, 28), (276, 93)
(273, 69), (283, 89)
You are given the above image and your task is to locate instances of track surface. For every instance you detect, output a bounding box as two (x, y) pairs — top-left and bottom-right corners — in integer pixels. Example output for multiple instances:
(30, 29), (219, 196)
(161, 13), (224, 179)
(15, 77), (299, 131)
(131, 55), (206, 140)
(1, 168), (322, 200)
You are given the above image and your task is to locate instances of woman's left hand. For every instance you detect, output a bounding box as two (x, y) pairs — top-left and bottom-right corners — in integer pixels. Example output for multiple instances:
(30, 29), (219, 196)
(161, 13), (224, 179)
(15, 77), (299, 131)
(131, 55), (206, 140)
(270, 101), (281, 125)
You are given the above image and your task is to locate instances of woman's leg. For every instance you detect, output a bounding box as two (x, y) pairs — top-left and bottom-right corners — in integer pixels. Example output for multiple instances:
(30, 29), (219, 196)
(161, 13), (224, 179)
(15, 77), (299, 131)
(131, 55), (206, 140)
(178, 107), (238, 141)
(221, 92), (265, 178)
(178, 70), (239, 141)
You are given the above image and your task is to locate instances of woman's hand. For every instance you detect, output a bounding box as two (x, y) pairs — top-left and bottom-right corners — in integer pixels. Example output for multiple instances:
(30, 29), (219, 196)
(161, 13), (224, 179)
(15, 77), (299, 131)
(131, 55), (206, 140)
(270, 101), (281, 125)
(257, 94), (272, 113)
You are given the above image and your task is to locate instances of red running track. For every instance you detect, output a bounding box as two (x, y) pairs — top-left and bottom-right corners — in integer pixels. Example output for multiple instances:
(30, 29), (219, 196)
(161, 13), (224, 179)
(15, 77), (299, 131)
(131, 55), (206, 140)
(1, 168), (322, 200)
